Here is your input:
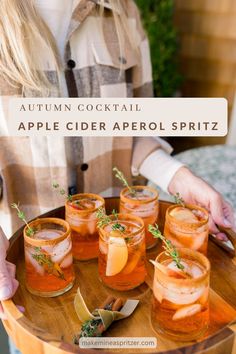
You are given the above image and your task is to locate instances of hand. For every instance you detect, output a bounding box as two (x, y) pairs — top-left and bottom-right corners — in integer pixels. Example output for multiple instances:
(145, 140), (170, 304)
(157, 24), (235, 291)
(168, 167), (235, 241)
(0, 227), (19, 319)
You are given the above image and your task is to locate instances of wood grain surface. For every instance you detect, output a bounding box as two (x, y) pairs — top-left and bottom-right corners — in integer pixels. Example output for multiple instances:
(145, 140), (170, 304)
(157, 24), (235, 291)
(2, 199), (236, 354)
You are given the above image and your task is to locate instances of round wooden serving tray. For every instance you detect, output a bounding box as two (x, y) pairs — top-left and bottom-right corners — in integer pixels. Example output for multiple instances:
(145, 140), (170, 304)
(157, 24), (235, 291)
(2, 199), (236, 354)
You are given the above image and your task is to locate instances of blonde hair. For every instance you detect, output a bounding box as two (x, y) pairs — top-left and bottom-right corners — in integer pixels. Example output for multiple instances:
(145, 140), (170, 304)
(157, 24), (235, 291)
(0, 0), (136, 95)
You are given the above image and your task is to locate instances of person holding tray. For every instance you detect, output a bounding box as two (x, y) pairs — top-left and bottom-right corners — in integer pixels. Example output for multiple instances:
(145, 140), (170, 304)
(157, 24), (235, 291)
(0, 0), (235, 350)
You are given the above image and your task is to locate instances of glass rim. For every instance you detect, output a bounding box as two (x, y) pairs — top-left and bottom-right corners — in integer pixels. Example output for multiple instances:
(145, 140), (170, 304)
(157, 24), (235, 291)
(23, 217), (71, 246)
(120, 185), (159, 204)
(65, 193), (105, 214)
(166, 203), (209, 227)
(99, 213), (145, 240)
(154, 247), (210, 285)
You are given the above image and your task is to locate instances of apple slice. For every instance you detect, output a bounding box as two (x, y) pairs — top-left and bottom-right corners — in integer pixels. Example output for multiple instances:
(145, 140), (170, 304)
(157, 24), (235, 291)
(172, 304), (202, 321)
(170, 207), (198, 223)
(122, 250), (141, 275)
(149, 260), (190, 279)
(106, 235), (128, 276)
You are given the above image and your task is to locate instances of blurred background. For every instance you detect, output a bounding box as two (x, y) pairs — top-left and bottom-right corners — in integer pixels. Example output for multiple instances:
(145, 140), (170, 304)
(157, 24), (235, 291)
(136, 0), (236, 151)
(137, 0), (236, 211)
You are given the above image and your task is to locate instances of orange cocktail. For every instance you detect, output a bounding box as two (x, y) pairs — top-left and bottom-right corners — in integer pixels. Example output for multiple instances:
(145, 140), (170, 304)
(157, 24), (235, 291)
(98, 213), (146, 291)
(65, 193), (105, 260)
(24, 218), (75, 297)
(164, 204), (209, 254)
(151, 248), (210, 341)
(120, 186), (159, 249)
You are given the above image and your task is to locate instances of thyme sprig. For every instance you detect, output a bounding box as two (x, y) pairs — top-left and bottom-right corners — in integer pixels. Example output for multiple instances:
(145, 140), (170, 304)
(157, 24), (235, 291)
(52, 182), (73, 202)
(96, 207), (111, 228)
(79, 318), (103, 338)
(174, 192), (185, 207)
(148, 224), (184, 270)
(11, 203), (35, 237)
(33, 247), (65, 280)
(96, 208), (125, 232)
(113, 167), (136, 196)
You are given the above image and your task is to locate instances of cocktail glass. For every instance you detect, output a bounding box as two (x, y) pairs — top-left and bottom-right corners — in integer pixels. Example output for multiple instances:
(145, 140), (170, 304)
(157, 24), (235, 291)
(164, 204), (209, 254)
(98, 213), (146, 290)
(120, 186), (159, 249)
(65, 193), (105, 260)
(24, 217), (75, 297)
(151, 248), (210, 341)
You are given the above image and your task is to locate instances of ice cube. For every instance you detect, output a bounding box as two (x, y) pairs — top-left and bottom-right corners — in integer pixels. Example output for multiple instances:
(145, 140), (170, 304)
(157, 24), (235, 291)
(170, 207), (198, 223)
(34, 229), (63, 240)
(66, 214), (82, 227)
(25, 249), (45, 276)
(94, 199), (103, 209)
(60, 253), (73, 268)
(153, 279), (164, 303)
(87, 214), (97, 234)
(41, 245), (54, 254)
(199, 288), (209, 305)
(166, 236), (184, 248)
(51, 237), (72, 263)
(134, 210), (152, 218)
(191, 233), (207, 251)
(172, 304), (202, 321)
(190, 264), (203, 278)
(164, 286), (205, 305)
(167, 260), (190, 273)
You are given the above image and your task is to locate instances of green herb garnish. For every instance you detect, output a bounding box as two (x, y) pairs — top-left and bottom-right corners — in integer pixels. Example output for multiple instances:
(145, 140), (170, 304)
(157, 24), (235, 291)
(113, 167), (136, 196)
(96, 207), (125, 232)
(11, 203), (35, 237)
(96, 207), (111, 228)
(52, 182), (73, 202)
(148, 224), (184, 270)
(79, 318), (103, 338)
(174, 193), (185, 207)
(112, 223), (126, 232)
(112, 209), (119, 219)
(32, 247), (65, 280)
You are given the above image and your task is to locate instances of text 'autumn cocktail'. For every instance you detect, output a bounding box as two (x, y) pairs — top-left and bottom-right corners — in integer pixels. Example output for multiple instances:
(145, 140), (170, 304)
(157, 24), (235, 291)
(97, 211), (146, 290)
(24, 218), (75, 297)
(65, 193), (105, 260)
(149, 225), (210, 341)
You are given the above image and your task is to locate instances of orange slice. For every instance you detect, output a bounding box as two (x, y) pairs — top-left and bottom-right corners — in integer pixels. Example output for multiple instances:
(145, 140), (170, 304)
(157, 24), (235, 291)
(172, 304), (202, 321)
(106, 235), (128, 276)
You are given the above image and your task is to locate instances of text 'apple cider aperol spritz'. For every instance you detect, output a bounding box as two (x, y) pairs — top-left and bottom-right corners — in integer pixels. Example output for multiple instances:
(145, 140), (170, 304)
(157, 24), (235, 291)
(98, 212), (146, 291)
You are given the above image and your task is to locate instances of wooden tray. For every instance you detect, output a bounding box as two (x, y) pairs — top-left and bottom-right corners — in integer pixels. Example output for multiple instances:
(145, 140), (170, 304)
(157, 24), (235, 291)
(2, 199), (236, 354)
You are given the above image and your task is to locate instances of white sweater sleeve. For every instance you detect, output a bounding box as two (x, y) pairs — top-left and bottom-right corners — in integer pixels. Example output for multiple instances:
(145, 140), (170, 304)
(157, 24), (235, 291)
(138, 149), (184, 193)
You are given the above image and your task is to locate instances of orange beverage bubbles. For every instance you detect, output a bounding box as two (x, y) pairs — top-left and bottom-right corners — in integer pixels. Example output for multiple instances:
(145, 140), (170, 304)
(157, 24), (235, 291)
(98, 214), (146, 291)
(24, 218), (75, 297)
(164, 205), (209, 255)
(120, 186), (159, 249)
(151, 248), (210, 341)
(65, 194), (105, 260)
